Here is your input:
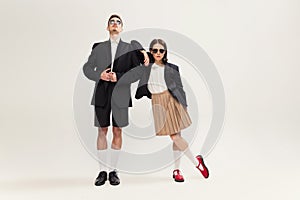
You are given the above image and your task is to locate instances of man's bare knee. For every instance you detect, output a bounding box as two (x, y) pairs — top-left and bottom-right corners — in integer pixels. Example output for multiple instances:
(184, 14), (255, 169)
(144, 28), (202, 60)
(112, 127), (122, 136)
(112, 127), (122, 149)
(98, 127), (108, 136)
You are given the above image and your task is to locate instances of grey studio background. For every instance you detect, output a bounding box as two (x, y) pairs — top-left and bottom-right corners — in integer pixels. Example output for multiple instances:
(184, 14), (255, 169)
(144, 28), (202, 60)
(0, 0), (299, 200)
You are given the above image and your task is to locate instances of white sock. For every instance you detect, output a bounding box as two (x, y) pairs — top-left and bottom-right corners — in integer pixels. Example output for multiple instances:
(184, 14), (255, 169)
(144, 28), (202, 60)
(110, 148), (120, 171)
(97, 149), (108, 171)
(184, 148), (197, 166)
(173, 150), (181, 169)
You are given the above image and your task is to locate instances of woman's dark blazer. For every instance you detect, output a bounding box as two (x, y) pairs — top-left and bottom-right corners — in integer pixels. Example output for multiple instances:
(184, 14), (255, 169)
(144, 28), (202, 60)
(135, 62), (188, 107)
(116, 40), (188, 107)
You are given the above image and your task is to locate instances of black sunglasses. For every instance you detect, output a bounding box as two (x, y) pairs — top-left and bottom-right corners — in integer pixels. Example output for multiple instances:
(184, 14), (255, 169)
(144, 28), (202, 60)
(152, 48), (165, 54)
(109, 19), (122, 25)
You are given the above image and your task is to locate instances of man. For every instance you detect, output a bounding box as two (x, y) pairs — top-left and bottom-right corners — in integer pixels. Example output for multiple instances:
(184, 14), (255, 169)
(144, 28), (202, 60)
(83, 14), (148, 186)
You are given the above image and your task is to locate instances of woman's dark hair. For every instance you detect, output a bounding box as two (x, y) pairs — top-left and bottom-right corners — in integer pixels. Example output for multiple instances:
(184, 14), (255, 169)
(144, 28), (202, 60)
(149, 39), (168, 64)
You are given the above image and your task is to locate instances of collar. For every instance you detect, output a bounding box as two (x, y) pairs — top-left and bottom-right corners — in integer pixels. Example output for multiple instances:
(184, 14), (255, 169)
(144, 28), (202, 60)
(110, 36), (120, 44)
(152, 63), (165, 69)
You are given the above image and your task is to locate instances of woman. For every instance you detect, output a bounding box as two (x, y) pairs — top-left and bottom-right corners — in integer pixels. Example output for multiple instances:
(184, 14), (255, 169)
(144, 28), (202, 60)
(121, 39), (209, 182)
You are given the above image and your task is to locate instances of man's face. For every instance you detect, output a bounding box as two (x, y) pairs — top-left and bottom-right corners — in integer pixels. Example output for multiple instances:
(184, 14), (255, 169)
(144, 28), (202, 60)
(107, 17), (123, 35)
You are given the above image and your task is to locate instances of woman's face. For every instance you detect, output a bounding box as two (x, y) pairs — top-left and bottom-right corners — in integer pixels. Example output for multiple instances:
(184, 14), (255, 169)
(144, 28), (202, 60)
(151, 43), (166, 63)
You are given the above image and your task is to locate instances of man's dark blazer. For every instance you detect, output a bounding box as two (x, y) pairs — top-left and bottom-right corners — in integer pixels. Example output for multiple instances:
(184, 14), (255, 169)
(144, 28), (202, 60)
(118, 62), (188, 107)
(83, 39), (140, 108)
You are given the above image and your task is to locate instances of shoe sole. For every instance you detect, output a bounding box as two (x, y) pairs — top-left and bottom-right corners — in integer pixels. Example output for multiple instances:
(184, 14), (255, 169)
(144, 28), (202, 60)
(172, 175), (185, 182)
(109, 181), (120, 186)
(174, 179), (184, 182)
(95, 180), (106, 186)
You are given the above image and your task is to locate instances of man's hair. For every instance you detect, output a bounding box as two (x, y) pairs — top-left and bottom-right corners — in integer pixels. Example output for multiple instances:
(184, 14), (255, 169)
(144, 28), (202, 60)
(108, 14), (123, 26)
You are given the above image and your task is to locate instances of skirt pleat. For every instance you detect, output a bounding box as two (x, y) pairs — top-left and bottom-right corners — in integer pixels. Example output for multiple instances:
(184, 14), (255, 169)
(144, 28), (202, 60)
(151, 90), (192, 136)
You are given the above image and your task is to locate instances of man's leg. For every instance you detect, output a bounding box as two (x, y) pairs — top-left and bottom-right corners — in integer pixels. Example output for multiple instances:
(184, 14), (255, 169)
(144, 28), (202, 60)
(108, 126), (122, 185)
(110, 126), (122, 169)
(94, 105), (111, 186)
(111, 126), (122, 149)
(97, 127), (108, 170)
(110, 105), (127, 169)
(108, 104), (127, 186)
(94, 127), (110, 186)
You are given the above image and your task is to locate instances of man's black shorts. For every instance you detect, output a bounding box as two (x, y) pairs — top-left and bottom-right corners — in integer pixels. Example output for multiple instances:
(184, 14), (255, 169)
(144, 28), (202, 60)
(94, 104), (129, 128)
(94, 81), (129, 128)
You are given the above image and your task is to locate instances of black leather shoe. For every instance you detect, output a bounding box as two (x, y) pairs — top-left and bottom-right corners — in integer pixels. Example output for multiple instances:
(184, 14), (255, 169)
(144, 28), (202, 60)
(94, 171), (107, 186)
(108, 170), (120, 186)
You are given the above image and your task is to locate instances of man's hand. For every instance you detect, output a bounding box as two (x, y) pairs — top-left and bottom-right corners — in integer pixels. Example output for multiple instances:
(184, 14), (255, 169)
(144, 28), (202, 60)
(110, 72), (117, 82)
(100, 68), (112, 81)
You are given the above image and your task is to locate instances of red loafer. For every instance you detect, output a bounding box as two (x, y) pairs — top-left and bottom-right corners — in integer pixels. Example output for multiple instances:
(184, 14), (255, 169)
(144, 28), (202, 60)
(196, 155), (209, 178)
(173, 169), (185, 182)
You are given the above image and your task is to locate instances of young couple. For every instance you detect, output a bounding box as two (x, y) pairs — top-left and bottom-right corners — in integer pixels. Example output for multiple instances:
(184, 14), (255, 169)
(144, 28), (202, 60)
(83, 14), (209, 186)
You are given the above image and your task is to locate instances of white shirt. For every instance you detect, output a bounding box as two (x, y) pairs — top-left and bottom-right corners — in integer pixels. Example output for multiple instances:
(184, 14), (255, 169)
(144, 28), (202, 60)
(148, 63), (168, 94)
(110, 37), (120, 71)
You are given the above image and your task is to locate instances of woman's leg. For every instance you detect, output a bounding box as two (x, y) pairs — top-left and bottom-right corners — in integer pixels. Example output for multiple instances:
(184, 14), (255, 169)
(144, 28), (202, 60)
(173, 142), (181, 170)
(170, 133), (197, 166)
(172, 134), (184, 182)
(170, 133), (209, 178)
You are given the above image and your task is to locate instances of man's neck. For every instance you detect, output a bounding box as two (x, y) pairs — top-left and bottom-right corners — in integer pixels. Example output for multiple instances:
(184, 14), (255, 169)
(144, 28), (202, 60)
(110, 34), (120, 42)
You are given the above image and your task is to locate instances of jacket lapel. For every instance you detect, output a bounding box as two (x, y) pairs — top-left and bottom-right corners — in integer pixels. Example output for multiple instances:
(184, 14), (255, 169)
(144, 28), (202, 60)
(164, 63), (170, 84)
(113, 39), (126, 70)
(145, 63), (152, 83)
(164, 63), (175, 90)
(102, 40), (111, 91)
(103, 40), (112, 69)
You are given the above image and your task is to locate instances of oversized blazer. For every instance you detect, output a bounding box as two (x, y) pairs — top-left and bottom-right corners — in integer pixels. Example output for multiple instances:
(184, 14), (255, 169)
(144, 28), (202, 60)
(117, 62), (188, 107)
(128, 40), (188, 107)
(83, 39), (140, 108)
(136, 63), (188, 107)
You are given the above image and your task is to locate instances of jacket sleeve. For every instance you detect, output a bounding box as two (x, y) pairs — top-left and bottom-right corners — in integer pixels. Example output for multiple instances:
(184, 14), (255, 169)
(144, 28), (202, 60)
(117, 65), (144, 85)
(114, 42), (143, 81)
(82, 45), (100, 82)
(130, 40), (148, 64)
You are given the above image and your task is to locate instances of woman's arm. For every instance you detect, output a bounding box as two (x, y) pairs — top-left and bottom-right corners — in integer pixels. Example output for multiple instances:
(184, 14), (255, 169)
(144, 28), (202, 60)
(131, 40), (149, 66)
(117, 65), (145, 85)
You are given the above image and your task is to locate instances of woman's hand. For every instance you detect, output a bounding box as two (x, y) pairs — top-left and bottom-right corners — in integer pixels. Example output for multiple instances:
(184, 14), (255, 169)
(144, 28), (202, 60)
(141, 50), (149, 66)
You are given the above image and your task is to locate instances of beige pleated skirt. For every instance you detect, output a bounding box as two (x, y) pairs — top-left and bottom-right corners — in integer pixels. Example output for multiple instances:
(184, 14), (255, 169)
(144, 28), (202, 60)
(151, 90), (192, 136)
